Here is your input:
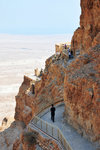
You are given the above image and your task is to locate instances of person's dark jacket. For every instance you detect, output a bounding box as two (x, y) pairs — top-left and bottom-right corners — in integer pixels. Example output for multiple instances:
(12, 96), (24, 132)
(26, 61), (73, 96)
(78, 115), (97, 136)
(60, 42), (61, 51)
(50, 107), (56, 116)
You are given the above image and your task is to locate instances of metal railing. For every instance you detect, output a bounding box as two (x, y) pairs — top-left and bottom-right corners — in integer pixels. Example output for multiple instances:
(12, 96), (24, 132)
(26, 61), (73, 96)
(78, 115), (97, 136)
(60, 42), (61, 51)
(30, 116), (72, 150)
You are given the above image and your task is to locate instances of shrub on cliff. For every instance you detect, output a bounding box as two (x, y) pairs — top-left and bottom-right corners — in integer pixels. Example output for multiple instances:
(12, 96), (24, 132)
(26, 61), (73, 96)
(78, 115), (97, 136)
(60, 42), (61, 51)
(22, 131), (38, 146)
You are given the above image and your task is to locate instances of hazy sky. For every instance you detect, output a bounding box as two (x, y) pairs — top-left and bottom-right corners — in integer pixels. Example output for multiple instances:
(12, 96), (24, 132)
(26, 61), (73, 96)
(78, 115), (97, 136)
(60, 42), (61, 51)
(0, 0), (81, 35)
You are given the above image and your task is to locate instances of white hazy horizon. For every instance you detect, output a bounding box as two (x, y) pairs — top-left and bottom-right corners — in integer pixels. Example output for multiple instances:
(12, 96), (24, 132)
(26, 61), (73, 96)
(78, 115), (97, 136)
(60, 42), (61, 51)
(0, 34), (72, 125)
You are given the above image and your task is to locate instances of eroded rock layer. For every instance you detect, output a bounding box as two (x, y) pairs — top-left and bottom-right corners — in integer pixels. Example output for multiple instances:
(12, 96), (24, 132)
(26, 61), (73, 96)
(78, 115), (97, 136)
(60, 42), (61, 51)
(15, 55), (66, 125)
(71, 0), (100, 54)
(1, 0), (100, 149)
(64, 45), (100, 142)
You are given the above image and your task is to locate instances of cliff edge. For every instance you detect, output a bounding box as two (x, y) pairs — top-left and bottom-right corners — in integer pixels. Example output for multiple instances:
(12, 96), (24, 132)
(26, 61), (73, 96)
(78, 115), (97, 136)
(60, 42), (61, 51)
(0, 0), (100, 150)
(71, 0), (100, 54)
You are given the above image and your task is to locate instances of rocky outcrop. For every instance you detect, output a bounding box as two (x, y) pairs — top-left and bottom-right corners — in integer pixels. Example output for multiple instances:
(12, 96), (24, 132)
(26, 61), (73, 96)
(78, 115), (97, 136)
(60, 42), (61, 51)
(0, 121), (26, 150)
(69, 0), (100, 143)
(1, 1), (99, 150)
(0, 119), (61, 150)
(14, 44), (100, 144)
(27, 129), (61, 150)
(64, 45), (100, 142)
(71, 0), (100, 54)
(15, 76), (34, 125)
(13, 128), (61, 150)
(0, 116), (14, 132)
(15, 55), (67, 125)
(34, 56), (65, 113)
(19, 130), (38, 150)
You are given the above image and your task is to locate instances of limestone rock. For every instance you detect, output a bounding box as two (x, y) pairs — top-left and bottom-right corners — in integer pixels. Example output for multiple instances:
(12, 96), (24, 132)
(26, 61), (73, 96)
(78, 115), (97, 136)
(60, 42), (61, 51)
(64, 45), (100, 142)
(14, 56), (65, 125)
(34, 68), (40, 77)
(15, 76), (33, 125)
(13, 138), (21, 150)
(20, 130), (38, 150)
(10, 0), (100, 147)
(71, 0), (100, 54)
(0, 116), (14, 132)
(0, 121), (25, 150)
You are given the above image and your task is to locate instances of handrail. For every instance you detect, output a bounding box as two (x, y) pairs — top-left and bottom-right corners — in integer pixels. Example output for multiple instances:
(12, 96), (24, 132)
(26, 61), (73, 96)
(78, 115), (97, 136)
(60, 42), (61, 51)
(29, 122), (64, 150)
(30, 116), (72, 150)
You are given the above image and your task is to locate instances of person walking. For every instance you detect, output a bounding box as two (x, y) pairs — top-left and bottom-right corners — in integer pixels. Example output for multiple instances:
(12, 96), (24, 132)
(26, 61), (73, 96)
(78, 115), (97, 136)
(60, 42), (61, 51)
(64, 44), (67, 49)
(50, 104), (56, 122)
(32, 84), (35, 94)
(68, 48), (71, 59)
(68, 51), (71, 59)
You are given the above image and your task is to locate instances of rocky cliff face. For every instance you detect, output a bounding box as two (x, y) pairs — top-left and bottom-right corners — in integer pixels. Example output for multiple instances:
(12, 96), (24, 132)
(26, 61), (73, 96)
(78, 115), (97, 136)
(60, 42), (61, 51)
(0, 121), (26, 150)
(13, 129), (61, 150)
(68, 0), (100, 142)
(64, 45), (100, 142)
(0, 0), (100, 149)
(15, 76), (33, 125)
(71, 0), (100, 54)
(15, 54), (66, 125)
(14, 0), (100, 144)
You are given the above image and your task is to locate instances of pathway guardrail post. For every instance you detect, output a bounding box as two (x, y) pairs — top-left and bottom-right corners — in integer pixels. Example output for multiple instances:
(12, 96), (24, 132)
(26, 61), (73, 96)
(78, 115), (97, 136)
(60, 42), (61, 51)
(57, 128), (59, 140)
(52, 126), (53, 136)
(64, 138), (66, 150)
(46, 122), (48, 132)
(60, 133), (62, 144)
(31, 116), (72, 150)
(41, 120), (42, 129)
(36, 116), (38, 124)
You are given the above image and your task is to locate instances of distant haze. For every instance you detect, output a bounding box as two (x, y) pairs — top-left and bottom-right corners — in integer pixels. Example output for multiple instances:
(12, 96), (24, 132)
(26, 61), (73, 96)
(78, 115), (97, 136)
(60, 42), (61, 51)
(0, 34), (72, 124)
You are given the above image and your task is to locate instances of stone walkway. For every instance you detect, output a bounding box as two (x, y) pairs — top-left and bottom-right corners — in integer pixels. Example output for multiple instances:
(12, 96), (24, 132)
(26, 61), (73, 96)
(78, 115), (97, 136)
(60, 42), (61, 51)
(41, 104), (96, 150)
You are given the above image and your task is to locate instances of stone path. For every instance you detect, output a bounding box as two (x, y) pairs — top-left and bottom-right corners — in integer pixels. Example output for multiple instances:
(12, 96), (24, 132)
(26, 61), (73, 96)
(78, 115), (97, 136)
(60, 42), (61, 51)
(41, 104), (96, 150)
